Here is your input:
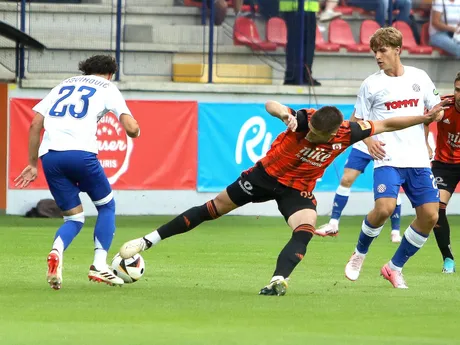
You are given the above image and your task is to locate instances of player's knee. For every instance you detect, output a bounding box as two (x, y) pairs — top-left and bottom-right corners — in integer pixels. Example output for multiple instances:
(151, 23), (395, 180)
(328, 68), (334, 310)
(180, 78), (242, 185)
(425, 211), (439, 228)
(373, 207), (393, 221)
(340, 177), (353, 188)
(213, 193), (237, 215)
(63, 212), (85, 232)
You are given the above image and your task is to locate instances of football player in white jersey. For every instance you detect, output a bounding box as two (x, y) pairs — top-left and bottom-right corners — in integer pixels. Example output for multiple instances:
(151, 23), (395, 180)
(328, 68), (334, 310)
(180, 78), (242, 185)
(316, 140), (403, 243)
(14, 55), (140, 290)
(341, 27), (443, 288)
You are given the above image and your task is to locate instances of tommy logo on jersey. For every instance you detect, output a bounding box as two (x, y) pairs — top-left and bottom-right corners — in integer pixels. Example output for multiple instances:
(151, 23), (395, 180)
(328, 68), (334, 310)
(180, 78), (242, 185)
(97, 112), (134, 184)
(384, 99), (419, 110)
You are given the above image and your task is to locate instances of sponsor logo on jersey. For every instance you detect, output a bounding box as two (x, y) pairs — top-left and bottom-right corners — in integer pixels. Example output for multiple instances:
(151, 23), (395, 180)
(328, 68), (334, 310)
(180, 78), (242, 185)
(433, 89), (439, 96)
(447, 132), (460, 148)
(296, 146), (332, 167)
(384, 99), (419, 110)
(97, 112), (134, 184)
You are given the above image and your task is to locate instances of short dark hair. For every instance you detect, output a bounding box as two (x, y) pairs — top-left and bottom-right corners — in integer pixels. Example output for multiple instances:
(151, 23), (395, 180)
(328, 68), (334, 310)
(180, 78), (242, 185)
(78, 55), (118, 76)
(310, 106), (344, 133)
(456, 72), (460, 84)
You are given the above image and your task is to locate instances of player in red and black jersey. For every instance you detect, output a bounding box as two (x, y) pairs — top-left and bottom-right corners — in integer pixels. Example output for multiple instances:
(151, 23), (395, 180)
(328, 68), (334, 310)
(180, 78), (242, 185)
(431, 72), (460, 273)
(119, 100), (446, 296)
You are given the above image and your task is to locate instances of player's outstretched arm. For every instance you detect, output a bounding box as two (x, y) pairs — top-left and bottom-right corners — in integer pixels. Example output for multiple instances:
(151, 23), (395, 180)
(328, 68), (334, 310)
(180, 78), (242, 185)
(373, 100), (448, 135)
(120, 114), (140, 138)
(14, 112), (44, 188)
(265, 101), (298, 131)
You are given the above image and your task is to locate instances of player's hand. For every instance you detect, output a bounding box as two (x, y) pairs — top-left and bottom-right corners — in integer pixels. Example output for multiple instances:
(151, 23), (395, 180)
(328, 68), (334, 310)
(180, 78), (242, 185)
(366, 139), (386, 160)
(280, 113), (298, 131)
(425, 99), (450, 123)
(14, 165), (38, 189)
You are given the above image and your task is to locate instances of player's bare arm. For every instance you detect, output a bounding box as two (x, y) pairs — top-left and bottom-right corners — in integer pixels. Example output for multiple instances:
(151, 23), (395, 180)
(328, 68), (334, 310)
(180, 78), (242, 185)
(265, 101), (298, 131)
(372, 100), (448, 135)
(424, 124), (433, 159)
(120, 113), (140, 138)
(349, 111), (359, 122)
(14, 112), (44, 188)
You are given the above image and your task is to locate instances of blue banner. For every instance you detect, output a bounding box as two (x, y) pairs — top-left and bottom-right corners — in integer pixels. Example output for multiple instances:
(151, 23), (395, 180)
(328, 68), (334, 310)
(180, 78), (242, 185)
(197, 103), (374, 192)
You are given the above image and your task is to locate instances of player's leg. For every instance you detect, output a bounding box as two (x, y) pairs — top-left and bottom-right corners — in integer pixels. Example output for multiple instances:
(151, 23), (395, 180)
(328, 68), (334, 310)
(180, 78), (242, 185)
(259, 189), (317, 296)
(345, 166), (400, 281)
(120, 165), (274, 259)
(317, 148), (371, 236)
(75, 153), (123, 286)
(41, 151), (86, 290)
(390, 194), (402, 243)
(431, 161), (456, 273)
(381, 168), (440, 288)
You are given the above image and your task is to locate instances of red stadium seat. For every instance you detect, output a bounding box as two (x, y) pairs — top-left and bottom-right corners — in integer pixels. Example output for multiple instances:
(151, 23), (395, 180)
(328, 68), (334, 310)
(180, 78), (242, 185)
(315, 26), (340, 52)
(266, 17), (287, 48)
(233, 17), (277, 51)
(421, 22), (451, 56)
(184, 0), (203, 7)
(360, 19), (380, 45)
(329, 19), (370, 52)
(336, 0), (366, 14)
(393, 21), (432, 55)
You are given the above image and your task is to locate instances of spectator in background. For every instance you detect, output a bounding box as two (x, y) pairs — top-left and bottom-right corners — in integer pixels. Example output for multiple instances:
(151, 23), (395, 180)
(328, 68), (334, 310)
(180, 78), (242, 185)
(280, 0), (321, 86)
(194, 0), (243, 25)
(348, 0), (413, 27)
(319, 0), (342, 22)
(429, 0), (460, 57)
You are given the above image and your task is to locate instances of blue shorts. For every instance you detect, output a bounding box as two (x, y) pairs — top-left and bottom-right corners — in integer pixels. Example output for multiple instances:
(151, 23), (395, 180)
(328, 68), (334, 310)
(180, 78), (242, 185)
(344, 148), (373, 173)
(373, 166), (439, 208)
(41, 150), (112, 211)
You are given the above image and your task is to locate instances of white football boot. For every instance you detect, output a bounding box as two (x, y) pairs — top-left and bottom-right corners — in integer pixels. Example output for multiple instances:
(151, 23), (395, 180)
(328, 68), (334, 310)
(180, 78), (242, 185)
(88, 265), (124, 286)
(315, 221), (339, 237)
(345, 251), (366, 281)
(119, 237), (152, 259)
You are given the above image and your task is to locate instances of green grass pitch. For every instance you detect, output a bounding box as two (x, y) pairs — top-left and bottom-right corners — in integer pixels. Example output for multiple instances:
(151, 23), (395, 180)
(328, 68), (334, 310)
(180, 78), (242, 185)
(0, 214), (459, 345)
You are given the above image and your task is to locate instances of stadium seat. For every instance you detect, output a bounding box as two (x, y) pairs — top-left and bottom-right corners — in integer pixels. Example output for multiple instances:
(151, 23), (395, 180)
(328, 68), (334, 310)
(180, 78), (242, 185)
(266, 17), (287, 48)
(315, 26), (340, 52)
(233, 17), (277, 51)
(360, 19), (380, 45)
(329, 19), (370, 52)
(336, 0), (366, 14)
(184, 0), (203, 7)
(421, 22), (450, 56)
(392, 21), (432, 55)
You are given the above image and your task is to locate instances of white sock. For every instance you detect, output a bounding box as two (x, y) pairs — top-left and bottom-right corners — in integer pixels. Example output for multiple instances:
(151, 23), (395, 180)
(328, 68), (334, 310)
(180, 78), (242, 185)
(52, 236), (64, 255)
(270, 275), (285, 283)
(391, 229), (401, 234)
(354, 248), (366, 256)
(336, 185), (351, 197)
(145, 231), (162, 245)
(389, 260), (402, 272)
(329, 218), (339, 226)
(93, 249), (108, 270)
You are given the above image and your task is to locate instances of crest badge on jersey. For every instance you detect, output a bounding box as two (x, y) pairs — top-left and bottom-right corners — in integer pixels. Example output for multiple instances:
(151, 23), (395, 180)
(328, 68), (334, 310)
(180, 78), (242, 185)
(97, 112), (134, 185)
(412, 84), (420, 92)
(332, 143), (342, 150)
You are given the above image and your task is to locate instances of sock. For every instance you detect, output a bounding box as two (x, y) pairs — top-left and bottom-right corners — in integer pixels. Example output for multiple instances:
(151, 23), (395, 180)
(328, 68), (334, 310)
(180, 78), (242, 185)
(93, 198), (116, 269)
(52, 213), (85, 253)
(331, 185), (350, 221)
(390, 202), (401, 231)
(390, 225), (428, 269)
(157, 200), (220, 240)
(273, 224), (314, 278)
(356, 216), (384, 254)
(433, 202), (453, 261)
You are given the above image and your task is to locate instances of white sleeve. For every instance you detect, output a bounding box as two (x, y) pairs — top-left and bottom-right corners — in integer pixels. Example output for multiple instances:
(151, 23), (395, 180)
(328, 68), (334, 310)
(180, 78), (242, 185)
(431, 0), (443, 13)
(422, 71), (441, 110)
(354, 81), (371, 120)
(105, 84), (132, 119)
(32, 86), (60, 116)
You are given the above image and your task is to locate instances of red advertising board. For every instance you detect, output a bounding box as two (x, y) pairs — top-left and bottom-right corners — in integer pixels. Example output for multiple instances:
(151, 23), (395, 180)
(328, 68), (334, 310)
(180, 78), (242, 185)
(8, 99), (198, 190)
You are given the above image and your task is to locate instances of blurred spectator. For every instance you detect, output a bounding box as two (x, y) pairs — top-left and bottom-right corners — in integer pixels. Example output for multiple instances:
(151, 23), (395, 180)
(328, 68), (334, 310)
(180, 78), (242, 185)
(258, 0), (280, 19)
(194, 0), (243, 25)
(348, 0), (412, 27)
(319, 0), (342, 22)
(280, 0), (321, 86)
(429, 0), (460, 57)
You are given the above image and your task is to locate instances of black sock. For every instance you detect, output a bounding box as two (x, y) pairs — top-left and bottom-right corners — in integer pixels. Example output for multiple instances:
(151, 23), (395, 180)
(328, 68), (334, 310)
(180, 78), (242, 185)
(433, 202), (454, 261)
(273, 224), (314, 278)
(157, 200), (220, 240)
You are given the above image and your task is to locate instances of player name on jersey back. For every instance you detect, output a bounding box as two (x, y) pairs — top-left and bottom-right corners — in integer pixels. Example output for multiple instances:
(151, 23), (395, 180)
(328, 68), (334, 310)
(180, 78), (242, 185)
(33, 75), (132, 157)
(355, 66), (440, 168)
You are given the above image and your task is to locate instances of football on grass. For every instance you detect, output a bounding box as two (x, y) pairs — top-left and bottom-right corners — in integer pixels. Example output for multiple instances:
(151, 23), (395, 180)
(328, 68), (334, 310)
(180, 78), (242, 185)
(111, 253), (145, 283)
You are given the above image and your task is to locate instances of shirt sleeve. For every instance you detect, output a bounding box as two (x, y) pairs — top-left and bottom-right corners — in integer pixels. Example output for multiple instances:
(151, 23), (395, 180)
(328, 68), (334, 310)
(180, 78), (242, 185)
(32, 86), (60, 116)
(105, 84), (132, 119)
(431, 0), (442, 13)
(422, 71), (441, 110)
(354, 80), (372, 120)
(349, 120), (375, 145)
(294, 109), (310, 132)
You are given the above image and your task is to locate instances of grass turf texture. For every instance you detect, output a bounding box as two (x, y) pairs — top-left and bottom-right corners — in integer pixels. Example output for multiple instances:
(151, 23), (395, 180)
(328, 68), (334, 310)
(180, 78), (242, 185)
(0, 215), (459, 345)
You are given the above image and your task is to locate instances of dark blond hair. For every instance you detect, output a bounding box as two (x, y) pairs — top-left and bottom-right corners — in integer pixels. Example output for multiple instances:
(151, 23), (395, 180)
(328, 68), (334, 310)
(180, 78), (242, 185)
(370, 27), (403, 51)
